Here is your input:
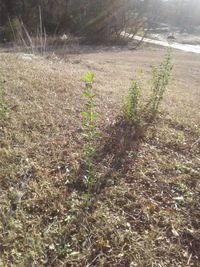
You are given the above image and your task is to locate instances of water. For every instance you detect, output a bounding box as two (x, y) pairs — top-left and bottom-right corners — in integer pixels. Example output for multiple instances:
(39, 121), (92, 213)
(123, 32), (200, 54)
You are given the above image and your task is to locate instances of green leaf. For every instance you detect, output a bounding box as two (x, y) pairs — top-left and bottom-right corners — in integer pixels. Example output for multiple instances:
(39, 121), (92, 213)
(90, 112), (99, 119)
(84, 71), (94, 83)
(91, 112), (99, 118)
(83, 91), (95, 98)
(88, 125), (96, 130)
(81, 112), (89, 118)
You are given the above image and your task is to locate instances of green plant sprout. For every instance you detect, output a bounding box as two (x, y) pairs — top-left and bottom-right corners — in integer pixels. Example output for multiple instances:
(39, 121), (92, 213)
(0, 77), (8, 117)
(148, 48), (173, 120)
(123, 49), (173, 125)
(81, 71), (99, 191)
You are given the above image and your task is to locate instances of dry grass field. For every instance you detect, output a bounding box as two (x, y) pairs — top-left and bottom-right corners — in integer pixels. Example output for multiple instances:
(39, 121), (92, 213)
(0, 46), (200, 266)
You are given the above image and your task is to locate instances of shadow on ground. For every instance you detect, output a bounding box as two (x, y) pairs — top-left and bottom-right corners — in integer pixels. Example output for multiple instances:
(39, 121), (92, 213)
(71, 117), (147, 192)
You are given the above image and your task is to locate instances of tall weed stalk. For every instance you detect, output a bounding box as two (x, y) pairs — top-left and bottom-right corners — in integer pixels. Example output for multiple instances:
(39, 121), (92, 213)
(81, 72), (99, 191)
(123, 49), (173, 125)
(123, 80), (142, 123)
(148, 49), (173, 120)
(0, 78), (8, 117)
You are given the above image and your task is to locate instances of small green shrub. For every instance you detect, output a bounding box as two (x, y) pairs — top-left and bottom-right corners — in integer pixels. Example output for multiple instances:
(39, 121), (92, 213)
(123, 49), (173, 124)
(0, 78), (8, 117)
(148, 49), (173, 120)
(81, 71), (99, 190)
(123, 80), (142, 123)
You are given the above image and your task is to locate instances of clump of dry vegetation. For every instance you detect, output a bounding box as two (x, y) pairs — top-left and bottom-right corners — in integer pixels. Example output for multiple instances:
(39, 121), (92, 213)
(0, 48), (200, 266)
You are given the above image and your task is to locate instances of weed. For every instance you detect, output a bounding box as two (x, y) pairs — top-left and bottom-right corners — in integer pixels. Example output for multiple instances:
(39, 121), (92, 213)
(81, 71), (99, 191)
(191, 126), (200, 147)
(175, 163), (191, 174)
(123, 49), (173, 125)
(0, 77), (8, 117)
(148, 49), (173, 120)
(176, 131), (185, 143)
(123, 80), (142, 123)
(176, 183), (193, 199)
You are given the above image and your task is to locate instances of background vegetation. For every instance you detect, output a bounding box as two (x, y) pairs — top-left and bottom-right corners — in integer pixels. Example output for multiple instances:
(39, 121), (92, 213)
(0, 0), (200, 43)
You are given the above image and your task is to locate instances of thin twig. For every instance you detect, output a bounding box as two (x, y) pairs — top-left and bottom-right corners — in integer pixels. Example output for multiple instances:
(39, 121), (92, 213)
(20, 20), (34, 53)
(8, 16), (17, 42)
(39, 6), (43, 55)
